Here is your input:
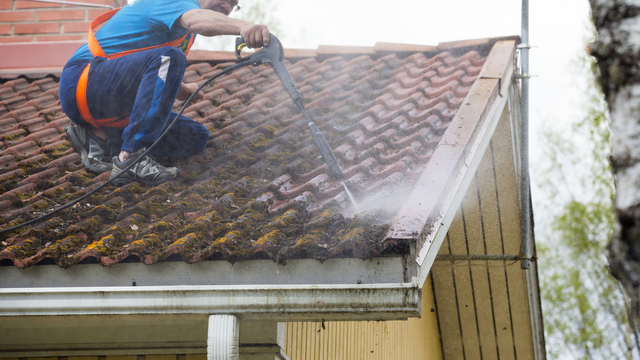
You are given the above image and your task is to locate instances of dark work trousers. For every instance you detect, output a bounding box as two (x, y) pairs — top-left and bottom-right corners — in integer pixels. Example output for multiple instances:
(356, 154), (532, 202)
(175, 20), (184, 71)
(59, 46), (209, 159)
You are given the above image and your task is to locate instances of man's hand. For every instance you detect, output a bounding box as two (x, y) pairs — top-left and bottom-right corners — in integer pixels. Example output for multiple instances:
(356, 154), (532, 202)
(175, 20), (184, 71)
(177, 82), (204, 102)
(239, 23), (270, 48)
(179, 9), (270, 45)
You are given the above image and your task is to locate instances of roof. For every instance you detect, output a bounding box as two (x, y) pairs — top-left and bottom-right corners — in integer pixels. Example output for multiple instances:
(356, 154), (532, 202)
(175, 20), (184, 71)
(0, 36), (518, 269)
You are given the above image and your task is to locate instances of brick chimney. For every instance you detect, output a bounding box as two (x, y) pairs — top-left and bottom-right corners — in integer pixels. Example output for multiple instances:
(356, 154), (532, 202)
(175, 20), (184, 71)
(0, 0), (125, 43)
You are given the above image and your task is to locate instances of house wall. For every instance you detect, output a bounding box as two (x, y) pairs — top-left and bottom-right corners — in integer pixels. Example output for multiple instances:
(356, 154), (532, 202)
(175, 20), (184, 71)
(0, 0), (116, 43)
(283, 274), (443, 360)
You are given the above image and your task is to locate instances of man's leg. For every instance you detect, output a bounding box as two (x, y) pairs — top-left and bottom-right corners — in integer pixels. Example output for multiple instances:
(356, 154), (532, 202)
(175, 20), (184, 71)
(60, 62), (115, 174)
(147, 111), (210, 159)
(83, 47), (191, 185)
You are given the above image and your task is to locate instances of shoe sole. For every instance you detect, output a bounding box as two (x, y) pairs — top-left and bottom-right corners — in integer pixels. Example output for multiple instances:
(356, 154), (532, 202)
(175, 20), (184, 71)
(65, 126), (112, 174)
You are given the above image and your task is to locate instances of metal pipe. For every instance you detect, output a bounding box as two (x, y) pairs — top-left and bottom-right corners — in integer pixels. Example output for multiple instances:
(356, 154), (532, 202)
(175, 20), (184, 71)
(19, 0), (114, 9)
(435, 254), (524, 262)
(519, 0), (532, 270)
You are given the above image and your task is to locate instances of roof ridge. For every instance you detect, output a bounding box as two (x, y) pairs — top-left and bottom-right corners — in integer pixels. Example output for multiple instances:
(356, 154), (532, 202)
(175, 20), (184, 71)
(186, 36), (521, 64)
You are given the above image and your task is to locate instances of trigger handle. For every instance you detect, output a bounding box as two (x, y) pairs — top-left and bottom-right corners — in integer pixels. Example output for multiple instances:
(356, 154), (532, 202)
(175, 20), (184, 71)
(235, 37), (247, 60)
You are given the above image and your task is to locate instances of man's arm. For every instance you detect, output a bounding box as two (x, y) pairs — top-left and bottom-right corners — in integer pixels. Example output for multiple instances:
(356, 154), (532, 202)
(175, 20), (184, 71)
(178, 9), (269, 48)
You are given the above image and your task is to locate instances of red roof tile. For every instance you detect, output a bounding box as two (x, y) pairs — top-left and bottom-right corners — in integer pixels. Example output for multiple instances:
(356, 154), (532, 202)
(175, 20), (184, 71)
(0, 37), (516, 268)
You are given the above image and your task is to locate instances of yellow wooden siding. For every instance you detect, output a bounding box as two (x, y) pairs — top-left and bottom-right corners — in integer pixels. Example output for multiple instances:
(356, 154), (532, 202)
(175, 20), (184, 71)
(53, 356), (207, 360)
(489, 111), (534, 360)
(284, 275), (442, 360)
(431, 108), (535, 359)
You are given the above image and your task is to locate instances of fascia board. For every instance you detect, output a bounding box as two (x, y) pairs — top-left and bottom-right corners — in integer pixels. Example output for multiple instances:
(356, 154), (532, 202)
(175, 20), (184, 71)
(0, 283), (420, 321)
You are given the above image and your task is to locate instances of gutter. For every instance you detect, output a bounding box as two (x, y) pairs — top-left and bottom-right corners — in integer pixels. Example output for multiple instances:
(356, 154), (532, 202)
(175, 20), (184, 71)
(0, 283), (420, 320)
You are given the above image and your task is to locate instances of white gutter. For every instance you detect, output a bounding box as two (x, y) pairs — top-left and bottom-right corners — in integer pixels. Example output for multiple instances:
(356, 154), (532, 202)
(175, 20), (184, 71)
(0, 283), (420, 321)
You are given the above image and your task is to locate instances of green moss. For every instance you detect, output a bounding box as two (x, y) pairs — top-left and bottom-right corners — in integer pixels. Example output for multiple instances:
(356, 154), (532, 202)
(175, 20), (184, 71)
(36, 181), (53, 192)
(16, 192), (34, 200)
(86, 235), (116, 256)
(154, 221), (171, 232)
(30, 200), (49, 210)
(9, 196), (22, 208)
(129, 234), (162, 254)
(3, 134), (21, 142)
(255, 230), (284, 245)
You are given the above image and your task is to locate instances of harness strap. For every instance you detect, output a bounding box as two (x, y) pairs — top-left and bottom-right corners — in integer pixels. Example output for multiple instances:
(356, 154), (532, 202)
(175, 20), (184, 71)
(77, 7), (194, 127)
(76, 63), (130, 128)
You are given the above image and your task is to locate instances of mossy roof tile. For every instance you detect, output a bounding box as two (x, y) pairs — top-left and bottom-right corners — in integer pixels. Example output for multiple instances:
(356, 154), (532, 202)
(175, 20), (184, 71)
(0, 38), (505, 268)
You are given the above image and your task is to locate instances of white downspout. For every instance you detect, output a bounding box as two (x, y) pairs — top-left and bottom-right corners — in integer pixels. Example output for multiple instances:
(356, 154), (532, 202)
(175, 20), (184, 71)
(208, 315), (240, 360)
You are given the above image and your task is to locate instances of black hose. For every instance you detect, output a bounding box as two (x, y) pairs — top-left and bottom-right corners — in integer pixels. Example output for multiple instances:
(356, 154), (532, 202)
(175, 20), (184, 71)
(0, 61), (251, 237)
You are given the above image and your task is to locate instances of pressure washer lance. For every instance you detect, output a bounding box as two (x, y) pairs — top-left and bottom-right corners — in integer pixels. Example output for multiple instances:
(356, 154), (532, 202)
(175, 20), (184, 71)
(235, 34), (344, 181)
(0, 33), (345, 236)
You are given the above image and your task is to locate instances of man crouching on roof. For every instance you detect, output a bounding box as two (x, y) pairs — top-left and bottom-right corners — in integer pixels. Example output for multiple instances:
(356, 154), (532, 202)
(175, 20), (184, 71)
(59, 0), (269, 186)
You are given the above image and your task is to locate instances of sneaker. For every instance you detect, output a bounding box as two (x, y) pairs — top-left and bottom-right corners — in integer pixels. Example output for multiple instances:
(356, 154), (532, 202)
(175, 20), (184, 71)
(110, 148), (178, 186)
(65, 125), (113, 174)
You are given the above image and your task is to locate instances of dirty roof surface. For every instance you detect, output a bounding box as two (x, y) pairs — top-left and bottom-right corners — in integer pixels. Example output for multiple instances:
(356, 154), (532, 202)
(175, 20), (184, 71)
(0, 40), (495, 269)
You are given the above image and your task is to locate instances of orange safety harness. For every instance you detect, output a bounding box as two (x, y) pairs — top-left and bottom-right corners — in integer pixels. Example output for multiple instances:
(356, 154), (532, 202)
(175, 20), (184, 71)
(76, 8), (194, 128)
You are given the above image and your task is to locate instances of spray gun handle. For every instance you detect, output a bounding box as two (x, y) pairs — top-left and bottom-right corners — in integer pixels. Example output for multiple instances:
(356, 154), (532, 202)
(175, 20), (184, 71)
(233, 34), (344, 181)
(235, 34), (303, 104)
(234, 33), (281, 62)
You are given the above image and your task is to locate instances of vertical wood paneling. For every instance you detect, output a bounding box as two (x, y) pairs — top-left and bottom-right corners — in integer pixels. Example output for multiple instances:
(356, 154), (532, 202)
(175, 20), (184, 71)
(462, 175), (499, 360)
(284, 275), (442, 360)
(432, 232), (465, 360)
(476, 140), (516, 360)
(448, 206), (482, 360)
(491, 107), (535, 360)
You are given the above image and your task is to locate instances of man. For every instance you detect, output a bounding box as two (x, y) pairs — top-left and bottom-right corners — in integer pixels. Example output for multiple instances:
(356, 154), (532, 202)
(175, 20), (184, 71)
(59, 0), (269, 185)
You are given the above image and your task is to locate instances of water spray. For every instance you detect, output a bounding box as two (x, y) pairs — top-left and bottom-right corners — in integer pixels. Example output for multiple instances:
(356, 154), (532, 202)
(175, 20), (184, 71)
(235, 34), (359, 211)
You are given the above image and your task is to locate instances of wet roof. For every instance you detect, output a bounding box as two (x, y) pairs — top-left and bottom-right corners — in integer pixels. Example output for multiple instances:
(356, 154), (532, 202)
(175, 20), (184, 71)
(0, 37), (514, 268)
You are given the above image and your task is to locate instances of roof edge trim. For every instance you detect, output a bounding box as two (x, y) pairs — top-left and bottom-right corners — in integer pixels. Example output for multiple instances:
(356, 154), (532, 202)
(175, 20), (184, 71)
(185, 36), (522, 65)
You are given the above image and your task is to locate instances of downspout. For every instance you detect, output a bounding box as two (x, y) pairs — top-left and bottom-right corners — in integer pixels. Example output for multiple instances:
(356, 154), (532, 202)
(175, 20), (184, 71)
(519, 0), (532, 270)
(208, 315), (240, 360)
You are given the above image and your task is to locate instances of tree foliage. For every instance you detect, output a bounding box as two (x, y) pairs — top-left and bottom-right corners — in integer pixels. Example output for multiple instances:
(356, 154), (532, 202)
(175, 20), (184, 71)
(535, 29), (636, 359)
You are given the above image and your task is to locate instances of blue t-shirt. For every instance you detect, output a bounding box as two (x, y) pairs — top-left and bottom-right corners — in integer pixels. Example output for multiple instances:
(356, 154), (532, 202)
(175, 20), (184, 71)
(68, 0), (200, 62)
